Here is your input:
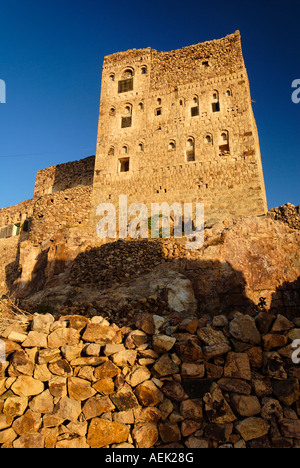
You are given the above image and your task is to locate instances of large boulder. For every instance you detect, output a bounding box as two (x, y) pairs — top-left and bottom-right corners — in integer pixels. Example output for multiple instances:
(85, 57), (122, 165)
(181, 216), (300, 317)
(99, 267), (197, 316)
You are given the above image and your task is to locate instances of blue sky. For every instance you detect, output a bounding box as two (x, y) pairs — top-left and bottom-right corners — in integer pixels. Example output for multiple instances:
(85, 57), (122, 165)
(0, 0), (299, 209)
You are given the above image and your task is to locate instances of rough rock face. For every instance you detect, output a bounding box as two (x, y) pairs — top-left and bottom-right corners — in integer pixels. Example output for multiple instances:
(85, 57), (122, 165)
(90, 267), (198, 316)
(268, 203), (300, 230)
(2, 309), (300, 448)
(190, 216), (300, 317)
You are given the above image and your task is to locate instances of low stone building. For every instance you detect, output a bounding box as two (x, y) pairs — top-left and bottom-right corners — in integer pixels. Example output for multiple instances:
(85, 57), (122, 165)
(0, 156), (95, 294)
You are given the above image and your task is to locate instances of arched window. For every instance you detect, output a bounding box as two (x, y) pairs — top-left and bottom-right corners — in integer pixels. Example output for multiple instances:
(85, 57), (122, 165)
(157, 98), (162, 106)
(118, 68), (134, 93)
(122, 68), (134, 79)
(121, 104), (132, 128)
(168, 140), (176, 150)
(226, 89), (232, 97)
(141, 66), (147, 75)
(139, 102), (144, 110)
(205, 134), (213, 144)
(191, 95), (199, 117)
(109, 106), (116, 116)
(108, 146), (115, 156)
(212, 90), (220, 112)
(186, 138), (195, 162)
(109, 73), (115, 82)
(138, 143), (144, 152)
(221, 132), (228, 142)
(219, 131), (230, 155)
(122, 145), (128, 154)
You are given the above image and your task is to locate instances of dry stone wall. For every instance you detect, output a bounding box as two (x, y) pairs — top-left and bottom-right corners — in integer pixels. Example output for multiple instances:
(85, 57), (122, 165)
(269, 204), (300, 231)
(28, 186), (93, 245)
(1, 310), (300, 448)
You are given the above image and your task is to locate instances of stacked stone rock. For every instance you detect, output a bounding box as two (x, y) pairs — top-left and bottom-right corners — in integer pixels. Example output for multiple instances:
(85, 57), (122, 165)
(1, 310), (300, 448)
(268, 204), (300, 231)
(68, 239), (175, 289)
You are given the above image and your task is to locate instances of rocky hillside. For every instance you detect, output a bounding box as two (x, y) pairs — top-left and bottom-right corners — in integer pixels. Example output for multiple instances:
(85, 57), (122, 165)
(12, 214), (300, 322)
(0, 208), (300, 449)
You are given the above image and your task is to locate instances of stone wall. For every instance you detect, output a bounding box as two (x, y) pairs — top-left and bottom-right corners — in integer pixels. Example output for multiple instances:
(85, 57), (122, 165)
(28, 186), (93, 245)
(0, 237), (21, 294)
(91, 31), (267, 229)
(0, 199), (35, 294)
(0, 155), (95, 245)
(1, 310), (300, 448)
(0, 156), (95, 296)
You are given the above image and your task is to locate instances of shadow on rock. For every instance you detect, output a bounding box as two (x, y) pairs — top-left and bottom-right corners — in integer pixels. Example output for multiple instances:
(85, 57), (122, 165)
(6, 238), (262, 323)
(270, 276), (300, 319)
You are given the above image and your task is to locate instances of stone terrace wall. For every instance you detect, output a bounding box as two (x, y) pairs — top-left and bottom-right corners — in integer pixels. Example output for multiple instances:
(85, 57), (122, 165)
(1, 311), (300, 448)
(66, 216), (300, 319)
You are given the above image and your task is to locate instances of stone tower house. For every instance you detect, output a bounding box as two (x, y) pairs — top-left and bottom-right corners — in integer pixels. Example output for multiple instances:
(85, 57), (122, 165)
(91, 31), (267, 227)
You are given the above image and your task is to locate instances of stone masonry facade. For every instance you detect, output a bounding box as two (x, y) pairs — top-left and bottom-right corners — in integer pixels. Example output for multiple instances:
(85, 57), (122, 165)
(0, 156), (95, 244)
(0, 157), (95, 294)
(0, 32), (268, 295)
(91, 31), (267, 228)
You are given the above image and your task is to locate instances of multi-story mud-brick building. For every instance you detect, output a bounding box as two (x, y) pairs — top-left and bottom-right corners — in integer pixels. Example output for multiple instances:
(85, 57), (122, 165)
(91, 30), (268, 227)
